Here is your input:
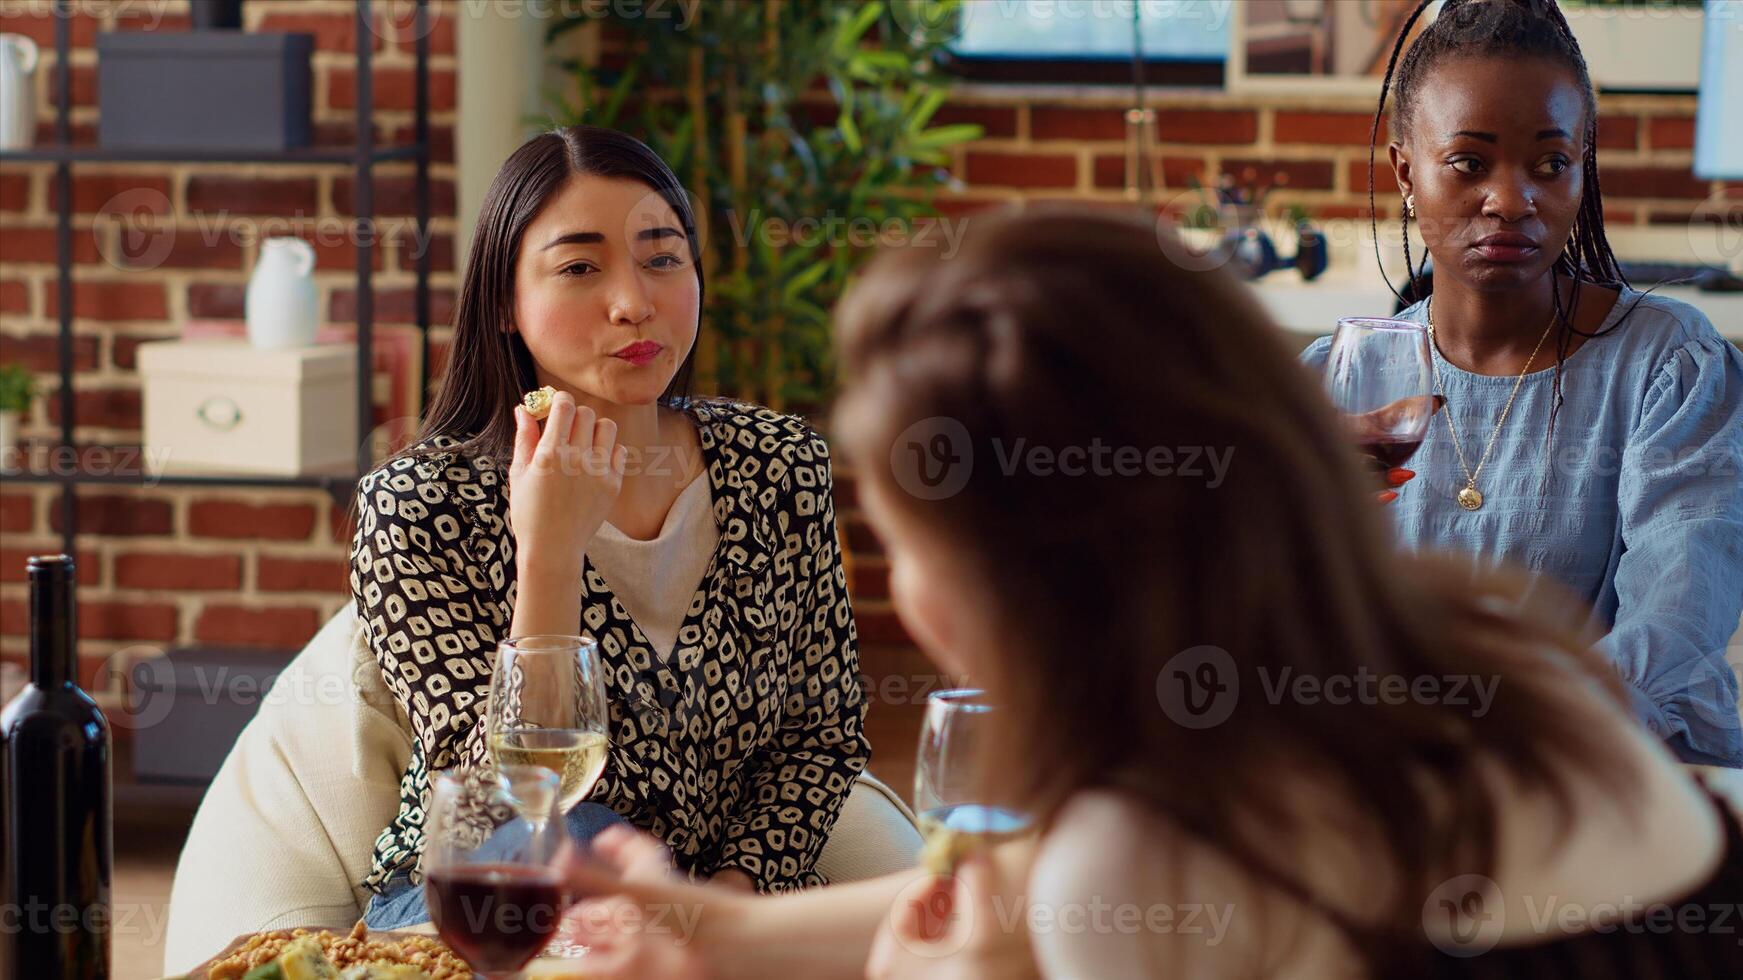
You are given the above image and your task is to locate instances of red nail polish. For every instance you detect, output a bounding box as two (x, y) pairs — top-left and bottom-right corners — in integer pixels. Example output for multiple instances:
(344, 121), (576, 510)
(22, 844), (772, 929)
(1378, 491), (1400, 504)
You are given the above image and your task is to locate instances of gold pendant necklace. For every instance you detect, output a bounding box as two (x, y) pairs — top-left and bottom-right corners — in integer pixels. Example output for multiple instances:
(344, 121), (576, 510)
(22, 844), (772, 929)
(1426, 300), (1557, 512)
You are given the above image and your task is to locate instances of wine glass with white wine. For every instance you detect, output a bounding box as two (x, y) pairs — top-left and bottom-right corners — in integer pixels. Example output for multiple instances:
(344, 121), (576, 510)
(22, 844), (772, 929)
(914, 688), (1032, 876)
(487, 635), (612, 819)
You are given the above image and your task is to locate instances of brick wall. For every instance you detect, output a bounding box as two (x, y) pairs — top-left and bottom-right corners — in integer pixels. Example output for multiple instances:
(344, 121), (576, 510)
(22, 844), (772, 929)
(0, 3), (1732, 715)
(0, 0), (458, 699)
(925, 85), (1734, 225)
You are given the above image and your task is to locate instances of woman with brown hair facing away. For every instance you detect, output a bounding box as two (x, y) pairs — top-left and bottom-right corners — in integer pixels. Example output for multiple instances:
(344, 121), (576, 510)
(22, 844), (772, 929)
(549, 206), (1743, 979)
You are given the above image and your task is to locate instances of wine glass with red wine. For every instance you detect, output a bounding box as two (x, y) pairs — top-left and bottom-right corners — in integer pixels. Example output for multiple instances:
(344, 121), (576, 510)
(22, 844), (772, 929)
(1323, 317), (1435, 474)
(424, 764), (571, 979)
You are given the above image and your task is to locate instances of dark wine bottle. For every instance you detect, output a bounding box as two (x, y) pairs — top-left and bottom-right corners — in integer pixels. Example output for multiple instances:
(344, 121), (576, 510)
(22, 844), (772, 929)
(0, 554), (112, 979)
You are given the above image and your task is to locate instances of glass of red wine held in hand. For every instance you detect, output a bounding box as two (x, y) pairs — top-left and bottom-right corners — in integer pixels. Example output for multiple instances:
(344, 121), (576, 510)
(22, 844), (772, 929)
(1324, 317), (1439, 503)
(424, 765), (571, 979)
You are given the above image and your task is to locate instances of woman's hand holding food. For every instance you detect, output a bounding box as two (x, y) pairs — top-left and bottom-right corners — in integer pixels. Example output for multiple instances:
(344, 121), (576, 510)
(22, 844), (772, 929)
(509, 388), (626, 578)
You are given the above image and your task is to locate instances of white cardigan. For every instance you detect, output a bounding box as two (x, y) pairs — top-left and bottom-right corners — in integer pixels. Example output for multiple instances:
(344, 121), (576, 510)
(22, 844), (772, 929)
(163, 607), (413, 973)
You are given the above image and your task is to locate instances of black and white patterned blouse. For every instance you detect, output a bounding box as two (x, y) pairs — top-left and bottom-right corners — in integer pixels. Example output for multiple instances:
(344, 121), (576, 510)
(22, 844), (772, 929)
(348, 398), (871, 894)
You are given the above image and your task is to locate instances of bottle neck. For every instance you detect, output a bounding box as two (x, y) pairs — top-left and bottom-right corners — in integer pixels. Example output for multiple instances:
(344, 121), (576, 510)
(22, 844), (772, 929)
(28, 557), (77, 690)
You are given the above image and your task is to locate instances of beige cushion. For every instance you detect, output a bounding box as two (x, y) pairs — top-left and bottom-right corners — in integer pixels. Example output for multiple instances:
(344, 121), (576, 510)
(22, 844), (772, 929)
(163, 606), (919, 974)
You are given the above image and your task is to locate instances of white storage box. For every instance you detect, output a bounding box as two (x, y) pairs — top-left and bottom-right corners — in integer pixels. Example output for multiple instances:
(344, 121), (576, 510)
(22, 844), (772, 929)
(138, 339), (358, 476)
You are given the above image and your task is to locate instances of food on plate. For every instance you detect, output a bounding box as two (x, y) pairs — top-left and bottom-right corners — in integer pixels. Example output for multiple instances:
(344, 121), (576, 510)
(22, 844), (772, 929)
(522, 385), (557, 420)
(205, 922), (472, 980)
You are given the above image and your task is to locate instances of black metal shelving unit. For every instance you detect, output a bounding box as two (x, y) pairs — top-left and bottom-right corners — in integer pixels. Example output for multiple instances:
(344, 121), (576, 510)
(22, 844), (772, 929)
(1, 0), (432, 556)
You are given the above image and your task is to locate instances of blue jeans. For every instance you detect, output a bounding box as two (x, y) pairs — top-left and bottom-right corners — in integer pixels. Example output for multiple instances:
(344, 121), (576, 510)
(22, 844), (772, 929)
(364, 802), (627, 930)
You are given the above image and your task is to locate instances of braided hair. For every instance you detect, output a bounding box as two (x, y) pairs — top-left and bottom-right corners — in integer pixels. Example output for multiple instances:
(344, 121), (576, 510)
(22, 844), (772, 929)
(1368, 0), (1637, 435)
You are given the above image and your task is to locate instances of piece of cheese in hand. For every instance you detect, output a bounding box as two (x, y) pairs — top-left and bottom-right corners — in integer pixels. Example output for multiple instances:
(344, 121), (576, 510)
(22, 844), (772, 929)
(523, 385), (557, 420)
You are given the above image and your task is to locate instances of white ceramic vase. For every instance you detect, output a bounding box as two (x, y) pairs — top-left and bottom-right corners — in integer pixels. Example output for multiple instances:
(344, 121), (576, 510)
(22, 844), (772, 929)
(246, 237), (319, 350)
(0, 409), (18, 465)
(0, 33), (37, 152)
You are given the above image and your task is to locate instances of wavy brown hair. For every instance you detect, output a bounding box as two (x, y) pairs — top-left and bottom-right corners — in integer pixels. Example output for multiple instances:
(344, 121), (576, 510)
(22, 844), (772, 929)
(832, 206), (1640, 952)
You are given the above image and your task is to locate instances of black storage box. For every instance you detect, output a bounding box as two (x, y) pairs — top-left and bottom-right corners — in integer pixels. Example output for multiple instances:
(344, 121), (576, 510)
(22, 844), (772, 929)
(129, 647), (288, 784)
(96, 31), (313, 151)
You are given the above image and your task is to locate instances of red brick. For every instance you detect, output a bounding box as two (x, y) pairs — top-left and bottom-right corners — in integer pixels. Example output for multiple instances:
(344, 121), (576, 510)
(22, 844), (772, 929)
(0, 173), (30, 212)
(112, 9), (190, 32)
(328, 502), (359, 546)
(0, 599), (20, 637)
(188, 501), (316, 541)
(0, 11), (100, 48)
(1596, 114), (1638, 151)
(110, 334), (175, 371)
(396, 230), (453, 273)
(1349, 160), (1401, 195)
(1648, 116), (1696, 151)
(928, 105), (1018, 140)
(0, 279), (27, 313)
(833, 473), (858, 509)
(1312, 204), (1389, 221)
(1604, 207), (1640, 226)
(257, 11), (380, 52)
(964, 151), (1078, 189)
(47, 64), (96, 108)
(329, 287), (456, 326)
(932, 197), (1010, 219)
(331, 176), (458, 217)
(1222, 158), (1335, 192)
(1273, 111), (1384, 146)
(1030, 106), (1128, 142)
(47, 175), (173, 216)
(186, 282), (246, 320)
(0, 226), (104, 265)
(329, 68), (458, 113)
(79, 600), (179, 642)
(1602, 167), (1713, 200)
(30, 121), (97, 147)
(843, 515), (886, 556)
(0, 547), (98, 585)
(193, 604), (321, 649)
(392, 122), (456, 165)
(311, 120), (389, 149)
(115, 551), (242, 591)
(849, 557), (890, 600)
(113, 228), (246, 271)
(257, 556), (349, 593)
(0, 494), (32, 533)
(49, 495), (174, 536)
(288, 228), (385, 272)
(855, 605), (912, 646)
(0, 332), (98, 372)
(45, 280), (168, 321)
(45, 386), (142, 430)
(186, 176), (319, 217)
(1155, 109), (1257, 145)
(376, 5), (457, 56)
(1092, 154), (1207, 191)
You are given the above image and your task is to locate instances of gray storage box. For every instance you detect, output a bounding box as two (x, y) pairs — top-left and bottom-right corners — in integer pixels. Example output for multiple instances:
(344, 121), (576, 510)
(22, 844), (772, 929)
(96, 31), (313, 151)
(129, 648), (288, 784)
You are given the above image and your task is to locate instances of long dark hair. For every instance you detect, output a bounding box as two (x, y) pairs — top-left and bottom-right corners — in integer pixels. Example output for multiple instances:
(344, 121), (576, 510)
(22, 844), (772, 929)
(835, 207), (1638, 961)
(1369, 0), (1636, 434)
(414, 125), (704, 464)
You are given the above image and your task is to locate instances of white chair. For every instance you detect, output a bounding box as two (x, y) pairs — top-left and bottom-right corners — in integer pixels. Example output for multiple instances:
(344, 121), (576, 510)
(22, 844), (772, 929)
(162, 605), (920, 974)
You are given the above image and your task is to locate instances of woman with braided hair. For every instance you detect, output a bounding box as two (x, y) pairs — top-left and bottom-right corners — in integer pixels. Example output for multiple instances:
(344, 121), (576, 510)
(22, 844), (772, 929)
(1304, 0), (1743, 766)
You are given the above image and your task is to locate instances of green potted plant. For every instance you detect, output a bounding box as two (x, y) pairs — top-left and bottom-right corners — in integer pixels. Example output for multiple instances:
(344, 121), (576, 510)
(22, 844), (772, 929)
(0, 362), (37, 458)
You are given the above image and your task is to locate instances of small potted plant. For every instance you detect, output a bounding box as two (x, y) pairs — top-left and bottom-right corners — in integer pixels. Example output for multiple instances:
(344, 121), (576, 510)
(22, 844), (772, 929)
(0, 362), (37, 458)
